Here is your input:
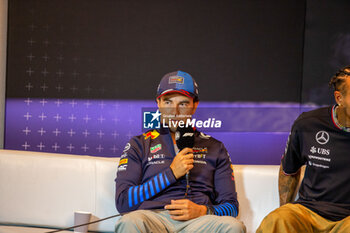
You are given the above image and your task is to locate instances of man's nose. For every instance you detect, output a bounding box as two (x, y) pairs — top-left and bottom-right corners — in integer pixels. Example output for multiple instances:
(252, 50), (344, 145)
(174, 105), (182, 116)
(168, 105), (180, 116)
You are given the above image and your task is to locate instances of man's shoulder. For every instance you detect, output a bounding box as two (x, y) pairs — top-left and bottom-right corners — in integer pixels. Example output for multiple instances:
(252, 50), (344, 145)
(294, 106), (332, 126)
(195, 131), (224, 147)
(132, 129), (162, 142)
(125, 130), (162, 152)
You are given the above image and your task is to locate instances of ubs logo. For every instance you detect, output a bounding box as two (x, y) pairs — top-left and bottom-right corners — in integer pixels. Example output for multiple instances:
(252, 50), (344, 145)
(310, 146), (330, 155)
(315, 131), (329, 145)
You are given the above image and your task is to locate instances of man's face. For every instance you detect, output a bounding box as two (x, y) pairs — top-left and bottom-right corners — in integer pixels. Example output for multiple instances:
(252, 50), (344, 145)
(156, 93), (199, 132)
(335, 77), (350, 122)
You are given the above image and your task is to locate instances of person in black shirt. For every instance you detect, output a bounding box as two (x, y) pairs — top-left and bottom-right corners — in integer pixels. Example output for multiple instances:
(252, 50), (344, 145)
(257, 65), (350, 233)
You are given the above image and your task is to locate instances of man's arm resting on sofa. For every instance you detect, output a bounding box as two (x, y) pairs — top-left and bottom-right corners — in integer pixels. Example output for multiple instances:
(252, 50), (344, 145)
(278, 163), (301, 206)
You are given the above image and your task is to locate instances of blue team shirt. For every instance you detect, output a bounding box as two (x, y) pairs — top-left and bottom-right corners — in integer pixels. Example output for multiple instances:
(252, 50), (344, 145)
(115, 127), (239, 217)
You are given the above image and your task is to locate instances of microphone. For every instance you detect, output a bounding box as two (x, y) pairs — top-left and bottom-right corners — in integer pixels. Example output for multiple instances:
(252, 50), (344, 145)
(175, 125), (195, 151)
(175, 125), (195, 198)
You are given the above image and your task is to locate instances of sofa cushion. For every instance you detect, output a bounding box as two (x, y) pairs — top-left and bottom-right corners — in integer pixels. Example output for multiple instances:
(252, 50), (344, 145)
(0, 225), (72, 233)
(234, 165), (279, 232)
(0, 149), (286, 233)
(0, 150), (119, 232)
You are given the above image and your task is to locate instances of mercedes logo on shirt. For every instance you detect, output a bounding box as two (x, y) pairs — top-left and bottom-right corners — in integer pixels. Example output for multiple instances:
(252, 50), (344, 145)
(315, 131), (330, 145)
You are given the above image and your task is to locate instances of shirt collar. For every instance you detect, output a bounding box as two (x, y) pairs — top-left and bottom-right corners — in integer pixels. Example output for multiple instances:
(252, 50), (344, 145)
(332, 104), (350, 133)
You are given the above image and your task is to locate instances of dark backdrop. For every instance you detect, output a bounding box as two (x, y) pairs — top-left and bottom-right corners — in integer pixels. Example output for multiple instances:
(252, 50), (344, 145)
(5, 0), (350, 164)
(6, 0), (305, 102)
(302, 0), (350, 105)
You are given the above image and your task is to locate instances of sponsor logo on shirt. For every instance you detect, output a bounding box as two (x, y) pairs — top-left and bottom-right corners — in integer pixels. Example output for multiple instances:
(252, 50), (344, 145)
(308, 161), (329, 169)
(119, 158), (128, 165)
(310, 146), (317, 154)
(147, 160), (165, 165)
(143, 130), (160, 140)
(150, 144), (162, 153)
(148, 153), (165, 162)
(315, 131), (330, 145)
(310, 146), (330, 155)
(199, 132), (211, 139)
(308, 146), (331, 169)
(118, 164), (127, 172)
(123, 143), (131, 152)
(193, 147), (208, 165)
(147, 153), (166, 166)
(230, 164), (235, 180)
(194, 153), (206, 159)
(117, 158), (128, 172)
(193, 147), (208, 154)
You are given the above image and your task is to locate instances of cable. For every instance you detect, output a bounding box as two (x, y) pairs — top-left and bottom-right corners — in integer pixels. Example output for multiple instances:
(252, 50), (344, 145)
(45, 209), (164, 233)
(184, 172), (190, 199)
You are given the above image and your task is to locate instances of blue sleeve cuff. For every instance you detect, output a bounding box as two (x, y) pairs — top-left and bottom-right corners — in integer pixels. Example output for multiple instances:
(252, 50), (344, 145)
(212, 203), (238, 217)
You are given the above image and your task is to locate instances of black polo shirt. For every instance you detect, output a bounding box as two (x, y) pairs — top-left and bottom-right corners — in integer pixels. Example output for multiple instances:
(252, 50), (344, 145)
(282, 105), (350, 221)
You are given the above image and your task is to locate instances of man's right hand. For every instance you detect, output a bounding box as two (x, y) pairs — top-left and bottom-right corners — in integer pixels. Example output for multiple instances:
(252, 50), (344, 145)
(170, 148), (194, 179)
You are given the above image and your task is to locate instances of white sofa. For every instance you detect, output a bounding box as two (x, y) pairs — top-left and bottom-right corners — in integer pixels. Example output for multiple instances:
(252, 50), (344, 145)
(0, 149), (282, 233)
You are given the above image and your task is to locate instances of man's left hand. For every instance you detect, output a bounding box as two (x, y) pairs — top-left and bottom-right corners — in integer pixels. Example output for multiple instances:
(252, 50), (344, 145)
(164, 199), (207, 221)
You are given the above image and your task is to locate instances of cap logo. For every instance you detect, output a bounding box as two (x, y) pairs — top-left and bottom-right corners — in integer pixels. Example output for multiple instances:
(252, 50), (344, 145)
(169, 76), (184, 84)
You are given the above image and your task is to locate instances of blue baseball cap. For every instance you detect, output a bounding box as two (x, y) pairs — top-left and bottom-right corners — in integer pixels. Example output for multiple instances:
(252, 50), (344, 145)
(156, 71), (199, 100)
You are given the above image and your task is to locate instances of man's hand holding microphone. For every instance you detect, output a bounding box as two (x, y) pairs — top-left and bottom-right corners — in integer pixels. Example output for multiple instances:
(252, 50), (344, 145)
(165, 126), (208, 220)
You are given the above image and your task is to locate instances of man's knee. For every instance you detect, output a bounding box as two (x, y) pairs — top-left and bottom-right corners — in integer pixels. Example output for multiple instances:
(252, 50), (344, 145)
(215, 216), (246, 233)
(334, 216), (350, 232)
(115, 210), (171, 233)
(119, 210), (148, 223)
(257, 204), (304, 233)
(115, 210), (149, 233)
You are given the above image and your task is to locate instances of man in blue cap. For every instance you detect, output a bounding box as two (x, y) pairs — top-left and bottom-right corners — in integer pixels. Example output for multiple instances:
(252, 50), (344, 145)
(114, 71), (245, 233)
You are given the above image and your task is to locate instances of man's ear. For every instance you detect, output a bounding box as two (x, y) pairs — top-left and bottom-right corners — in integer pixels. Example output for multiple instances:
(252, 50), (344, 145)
(191, 101), (199, 115)
(334, 91), (343, 106)
(156, 98), (161, 109)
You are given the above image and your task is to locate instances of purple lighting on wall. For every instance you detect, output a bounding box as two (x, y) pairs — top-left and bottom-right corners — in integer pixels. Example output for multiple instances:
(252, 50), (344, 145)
(4, 98), (317, 164)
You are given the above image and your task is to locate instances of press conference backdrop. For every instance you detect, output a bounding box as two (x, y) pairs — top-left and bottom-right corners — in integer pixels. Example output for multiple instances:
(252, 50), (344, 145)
(4, 0), (350, 164)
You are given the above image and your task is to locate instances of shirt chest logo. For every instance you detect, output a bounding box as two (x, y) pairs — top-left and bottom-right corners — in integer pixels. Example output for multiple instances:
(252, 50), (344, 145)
(310, 146), (330, 155)
(150, 144), (162, 153)
(146, 153), (166, 166)
(192, 147), (208, 165)
(315, 131), (330, 145)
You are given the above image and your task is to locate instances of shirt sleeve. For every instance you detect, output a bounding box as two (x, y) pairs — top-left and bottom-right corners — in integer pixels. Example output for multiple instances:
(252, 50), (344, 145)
(114, 137), (177, 213)
(209, 142), (239, 217)
(281, 116), (306, 174)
